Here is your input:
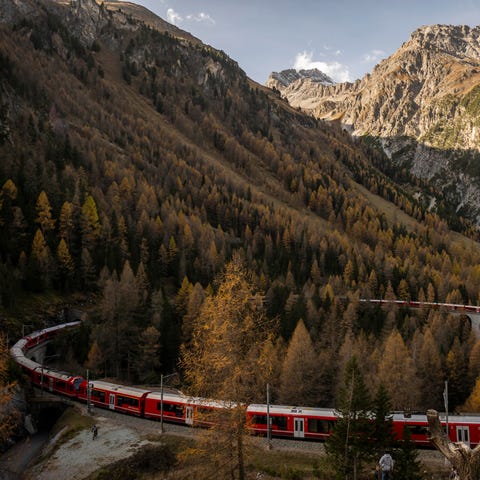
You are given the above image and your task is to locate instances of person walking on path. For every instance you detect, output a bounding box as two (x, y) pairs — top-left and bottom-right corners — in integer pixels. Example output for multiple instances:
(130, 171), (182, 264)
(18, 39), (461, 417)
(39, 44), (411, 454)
(91, 425), (98, 440)
(379, 451), (394, 480)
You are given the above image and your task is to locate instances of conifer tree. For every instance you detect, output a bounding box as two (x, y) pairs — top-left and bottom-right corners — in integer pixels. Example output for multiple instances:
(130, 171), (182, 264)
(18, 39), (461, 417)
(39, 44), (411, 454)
(393, 426), (423, 480)
(56, 238), (75, 289)
(81, 194), (100, 251)
(325, 355), (372, 480)
(371, 384), (395, 457)
(135, 326), (161, 383)
(58, 201), (76, 248)
(180, 253), (274, 480)
(377, 329), (420, 411)
(278, 319), (321, 406)
(35, 190), (56, 235)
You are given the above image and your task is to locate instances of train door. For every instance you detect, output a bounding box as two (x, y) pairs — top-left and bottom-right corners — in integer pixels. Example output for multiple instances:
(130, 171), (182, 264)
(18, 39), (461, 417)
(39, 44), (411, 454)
(294, 418), (305, 438)
(456, 426), (470, 446)
(49, 378), (53, 392)
(109, 394), (115, 410)
(186, 406), (194, 426)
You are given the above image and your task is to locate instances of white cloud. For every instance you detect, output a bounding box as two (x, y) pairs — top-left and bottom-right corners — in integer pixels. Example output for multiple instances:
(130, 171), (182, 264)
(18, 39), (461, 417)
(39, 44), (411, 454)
(167, 8), (183, 26)
(294, 51), (351, 83)
(361, 49), (385, 64)
(186, 12), (215, 24)
(166, 8), (215, 26)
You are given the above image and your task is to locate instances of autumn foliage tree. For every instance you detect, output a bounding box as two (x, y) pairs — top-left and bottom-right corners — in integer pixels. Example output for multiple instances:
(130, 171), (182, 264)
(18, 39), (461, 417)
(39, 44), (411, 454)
(278, 319), (322, 406)
(180, 254), (276, 480)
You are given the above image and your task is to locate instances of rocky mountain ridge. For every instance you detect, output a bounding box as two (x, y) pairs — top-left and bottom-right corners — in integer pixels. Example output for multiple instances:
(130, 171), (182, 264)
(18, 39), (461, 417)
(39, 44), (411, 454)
(266, 68), (334, 89)
(268, 25), (480, 224)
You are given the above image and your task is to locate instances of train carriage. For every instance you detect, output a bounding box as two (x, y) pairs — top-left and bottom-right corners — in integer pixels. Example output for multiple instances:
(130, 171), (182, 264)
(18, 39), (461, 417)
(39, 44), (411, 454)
(391, 413), (430, 446)
(144, 392), (239, 428)
(77, 380), (151, 416)
(247, 404), (336, 440)
(30, 367), (85, 398)
(446, 414), (480, 447)
(143, 391), (191, 424)
(23, 321), (82, 350)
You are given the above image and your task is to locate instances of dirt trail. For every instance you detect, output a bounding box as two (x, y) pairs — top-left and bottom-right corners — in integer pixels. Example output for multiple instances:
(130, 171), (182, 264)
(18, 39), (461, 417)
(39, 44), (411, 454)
(22, 411), (155, 480)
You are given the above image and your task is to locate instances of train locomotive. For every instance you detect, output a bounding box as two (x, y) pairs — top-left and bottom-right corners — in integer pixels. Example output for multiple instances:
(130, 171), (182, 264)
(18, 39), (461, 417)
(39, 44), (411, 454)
(9, 320), (480, 446)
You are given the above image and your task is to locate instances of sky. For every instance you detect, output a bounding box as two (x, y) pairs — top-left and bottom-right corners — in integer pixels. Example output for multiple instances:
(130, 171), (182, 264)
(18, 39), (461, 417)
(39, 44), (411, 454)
(134, 1), (480, 84)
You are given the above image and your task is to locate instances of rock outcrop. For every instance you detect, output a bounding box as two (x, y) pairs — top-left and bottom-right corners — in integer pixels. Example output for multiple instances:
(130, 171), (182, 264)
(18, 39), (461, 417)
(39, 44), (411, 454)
(268, 25), (480, 224)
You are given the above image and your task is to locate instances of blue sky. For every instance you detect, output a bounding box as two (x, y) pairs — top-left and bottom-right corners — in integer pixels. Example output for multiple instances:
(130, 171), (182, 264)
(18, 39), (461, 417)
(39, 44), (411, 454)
(136, 1), (480, 84)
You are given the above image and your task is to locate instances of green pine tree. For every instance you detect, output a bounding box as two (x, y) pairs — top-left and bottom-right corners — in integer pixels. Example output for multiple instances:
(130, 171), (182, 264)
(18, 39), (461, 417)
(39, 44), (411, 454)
(325, 355), (372, 480)
(371, 384), (396, 458)
(393, 426), (423, 480)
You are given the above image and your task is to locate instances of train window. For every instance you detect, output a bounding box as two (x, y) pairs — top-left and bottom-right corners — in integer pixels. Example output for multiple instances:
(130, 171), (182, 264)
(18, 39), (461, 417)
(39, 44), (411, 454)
(157, 402), (184, 417)
(56, 381), (66, 389)
(252, 415), (267, 425)
(271, 416), (287, 430)
(406, 425), (429, 436)
(117, 395), (139, 408)
(92, 390), (106, 403)
(308, 419), (334, 434)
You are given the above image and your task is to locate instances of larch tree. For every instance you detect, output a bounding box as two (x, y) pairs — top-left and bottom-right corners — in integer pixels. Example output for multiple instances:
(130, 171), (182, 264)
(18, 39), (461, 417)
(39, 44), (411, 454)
(81, 194), (100, 251)
(181, 282), (206, 347)
(56, 238), (75, 289)
(416, 327), (444, 410)
(278, 319), (322, 406)
(135, 325), (161, 384)
(58, 201), (76, 248)
(461, 377), (480, 412)
(180, 254), (275, 480)
(84, 341), (105, 378)
(446, 338), (471, 410)
(377, 329), (420, 411)
(35, 190), (56, 235)
(29, 228), (51, 289)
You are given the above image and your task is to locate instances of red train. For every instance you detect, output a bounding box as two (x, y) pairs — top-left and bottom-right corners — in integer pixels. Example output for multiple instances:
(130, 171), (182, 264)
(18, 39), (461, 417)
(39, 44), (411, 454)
(9, 321), (480, 446)
(360, 298), (480, 314)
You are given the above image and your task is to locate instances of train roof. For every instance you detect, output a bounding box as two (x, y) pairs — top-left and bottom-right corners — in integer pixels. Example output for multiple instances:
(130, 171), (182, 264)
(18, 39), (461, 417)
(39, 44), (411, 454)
(33, 366), (84, 381)
(390, 411), (480, 425)
(25, 321), (82, 341)
(12, 352), (40, 371)
(146, 390), (237, 409)
(89, 380), (151, 397)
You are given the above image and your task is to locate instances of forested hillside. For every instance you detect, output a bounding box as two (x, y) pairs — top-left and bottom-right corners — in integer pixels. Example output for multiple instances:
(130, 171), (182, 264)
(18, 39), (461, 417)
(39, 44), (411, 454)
(2, 0), (480, 413)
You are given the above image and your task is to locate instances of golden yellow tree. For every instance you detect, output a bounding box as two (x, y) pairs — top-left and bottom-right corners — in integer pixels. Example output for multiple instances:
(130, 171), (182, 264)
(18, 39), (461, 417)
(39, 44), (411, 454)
(35, 190), (56, 235)
(180, 254), (275, 480)
(377, 329), (420, 410)
(462, 377), (480, 412)
(278, 319), (322, 406)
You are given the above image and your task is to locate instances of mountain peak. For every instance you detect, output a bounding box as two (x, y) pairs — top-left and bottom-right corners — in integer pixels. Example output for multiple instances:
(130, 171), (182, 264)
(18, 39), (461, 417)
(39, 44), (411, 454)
(405, 24), (480, 59)
(266, 68), (334, 90)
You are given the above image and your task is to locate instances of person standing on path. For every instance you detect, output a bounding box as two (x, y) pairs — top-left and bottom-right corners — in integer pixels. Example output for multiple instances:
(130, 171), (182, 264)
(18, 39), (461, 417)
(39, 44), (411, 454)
(379, 451), (394, 480)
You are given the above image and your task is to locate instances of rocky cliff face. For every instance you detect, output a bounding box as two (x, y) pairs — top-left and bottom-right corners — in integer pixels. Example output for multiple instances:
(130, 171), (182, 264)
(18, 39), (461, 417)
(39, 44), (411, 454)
(269, 25), (480, 224)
